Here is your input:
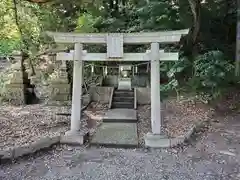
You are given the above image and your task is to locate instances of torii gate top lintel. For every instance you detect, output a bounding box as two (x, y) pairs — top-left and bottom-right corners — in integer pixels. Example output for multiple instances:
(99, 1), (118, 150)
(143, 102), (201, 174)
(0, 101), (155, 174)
(46, 29), (189, 44)
(48, 29), (189, 59)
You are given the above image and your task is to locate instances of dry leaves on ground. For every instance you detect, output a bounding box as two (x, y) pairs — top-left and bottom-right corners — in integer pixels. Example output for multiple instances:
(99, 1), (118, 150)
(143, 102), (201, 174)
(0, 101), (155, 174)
(137, 97), (214, 145)
(0, 102), (107, 150)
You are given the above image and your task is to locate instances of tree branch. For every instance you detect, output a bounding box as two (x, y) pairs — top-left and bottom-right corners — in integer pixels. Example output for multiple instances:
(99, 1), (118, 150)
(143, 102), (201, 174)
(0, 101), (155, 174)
(35, 48), (69, 57)
(23, 0), (53, 3)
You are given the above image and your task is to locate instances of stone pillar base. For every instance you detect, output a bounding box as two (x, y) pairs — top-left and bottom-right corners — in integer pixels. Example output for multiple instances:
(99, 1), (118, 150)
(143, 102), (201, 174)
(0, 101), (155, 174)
(60, 130), (88, 145)
(144, 132), (170, 148)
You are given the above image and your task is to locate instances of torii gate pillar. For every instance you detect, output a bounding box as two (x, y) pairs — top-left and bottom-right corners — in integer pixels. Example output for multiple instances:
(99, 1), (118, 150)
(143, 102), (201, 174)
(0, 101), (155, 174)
(61, 43), (85, 144)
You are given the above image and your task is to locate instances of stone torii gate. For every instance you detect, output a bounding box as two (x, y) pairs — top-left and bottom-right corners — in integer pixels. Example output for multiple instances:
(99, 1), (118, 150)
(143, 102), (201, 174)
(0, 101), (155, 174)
(47, 29), (189, 146)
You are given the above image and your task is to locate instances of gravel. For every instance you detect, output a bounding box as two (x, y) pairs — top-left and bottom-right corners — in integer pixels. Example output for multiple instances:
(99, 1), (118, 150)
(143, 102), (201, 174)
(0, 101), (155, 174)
(137, 105), (151, 146)
(0, 102), (107, 150)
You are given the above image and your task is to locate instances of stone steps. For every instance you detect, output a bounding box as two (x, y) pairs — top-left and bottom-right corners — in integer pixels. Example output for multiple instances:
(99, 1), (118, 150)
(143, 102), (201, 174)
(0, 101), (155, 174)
(111, 89), (134, 109)
(113, 96), (134, 102)
(112, 101), (134, 109)
(114, 90), (134, 97)
(102, 109), (137, 123)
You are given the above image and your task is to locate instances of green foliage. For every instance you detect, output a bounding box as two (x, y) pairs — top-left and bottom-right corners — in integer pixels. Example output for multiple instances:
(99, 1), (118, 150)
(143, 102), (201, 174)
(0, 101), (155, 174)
(75, 13), (99, 33)
(0, 38), (21, 55)
(0, 0), (237, 104)
(190, 51), (234, 97)
(160, 51), (235, 102)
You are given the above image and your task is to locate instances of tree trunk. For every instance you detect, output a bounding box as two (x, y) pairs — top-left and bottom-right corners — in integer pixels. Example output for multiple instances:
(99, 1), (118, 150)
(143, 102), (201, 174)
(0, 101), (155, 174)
(188, 0), (201, 44)
(182, 0), (201, 57)
(235, 20), (240, 76)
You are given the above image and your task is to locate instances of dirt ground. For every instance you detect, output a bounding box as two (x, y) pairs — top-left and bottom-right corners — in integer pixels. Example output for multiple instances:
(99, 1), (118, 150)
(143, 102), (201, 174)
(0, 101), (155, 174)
(0, 98), (213, 149)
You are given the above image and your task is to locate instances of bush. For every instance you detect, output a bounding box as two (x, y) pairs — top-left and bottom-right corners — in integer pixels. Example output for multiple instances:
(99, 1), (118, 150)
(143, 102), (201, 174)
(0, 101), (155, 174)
(0, 38), (21, 56)
(160, 50), (235, 102)
(190, 51), (234, 98)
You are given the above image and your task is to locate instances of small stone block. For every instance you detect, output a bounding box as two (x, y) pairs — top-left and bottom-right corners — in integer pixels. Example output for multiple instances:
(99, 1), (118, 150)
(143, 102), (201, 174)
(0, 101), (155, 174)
(13, 146), (33, 158)
(170, 136), (185, 147)
(60, 131), (85, 145)
(144, 133), (171, 148)
(0, 149), (13, 160)
(52, 94), (70, 101)
(103, 109), (137, 123)
(184, 126), (195, 139)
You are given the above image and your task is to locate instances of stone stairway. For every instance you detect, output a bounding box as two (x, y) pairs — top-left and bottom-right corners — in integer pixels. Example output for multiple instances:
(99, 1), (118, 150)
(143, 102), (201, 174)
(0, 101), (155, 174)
(91, 89), (138, 148)
(111, 89), (134, 109)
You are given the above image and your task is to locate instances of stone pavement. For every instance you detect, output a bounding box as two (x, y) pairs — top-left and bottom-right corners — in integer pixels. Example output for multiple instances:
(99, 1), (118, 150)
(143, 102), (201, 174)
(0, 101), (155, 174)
(91, 123), (138, 147)
(1, 114), (240, 180)
(103, 109), (137, 123)
(91, 108), (139, 147)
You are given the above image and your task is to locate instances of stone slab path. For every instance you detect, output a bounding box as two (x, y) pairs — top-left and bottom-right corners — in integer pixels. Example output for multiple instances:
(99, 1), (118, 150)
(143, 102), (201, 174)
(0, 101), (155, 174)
(91, 123), (138, 147)
(103, 109), (137, 123)
(2, 114), (240, 180)
(91, 109), (138, 147)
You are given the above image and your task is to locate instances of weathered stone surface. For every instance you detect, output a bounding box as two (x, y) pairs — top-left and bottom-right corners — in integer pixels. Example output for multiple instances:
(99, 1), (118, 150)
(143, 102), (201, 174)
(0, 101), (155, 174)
(9, 71), (23, 84)
(13, 146), (34, 158)
(91, 123), (138, 146)
(51, 94), (70, 101)
(103, 109), (137, 123)
(1, 136), (60, 160)
(52, 86), (70, 94)
(3, 66), (25, 104)
(82, 94), (91, 106)
(48, 64), (70, 102)
(184, 125), (195, 139)
(144, 133), (171, 148)
(170, 136), (185, 147)
(31, 136), (60, 152)
(0, 149), (13, 160)
(60, 131), (86, 145)
(5, 83), (24, 88)
(89, 87), (113, 103)
(4, 88), (24, 97)
(49, 68), (68, 84)
(4, 85), (24, 105)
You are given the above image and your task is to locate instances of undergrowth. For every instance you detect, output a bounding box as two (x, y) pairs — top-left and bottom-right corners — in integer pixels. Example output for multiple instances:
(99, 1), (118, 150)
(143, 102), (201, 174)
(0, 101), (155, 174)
(161, 50), (238, 104)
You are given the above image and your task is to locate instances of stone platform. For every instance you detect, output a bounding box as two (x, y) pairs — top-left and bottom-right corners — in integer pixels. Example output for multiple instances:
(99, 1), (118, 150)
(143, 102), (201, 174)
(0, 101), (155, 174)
(103, 109), (137, 123)
(91, 123), (138, 148)
(91, 109), (138, 147)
